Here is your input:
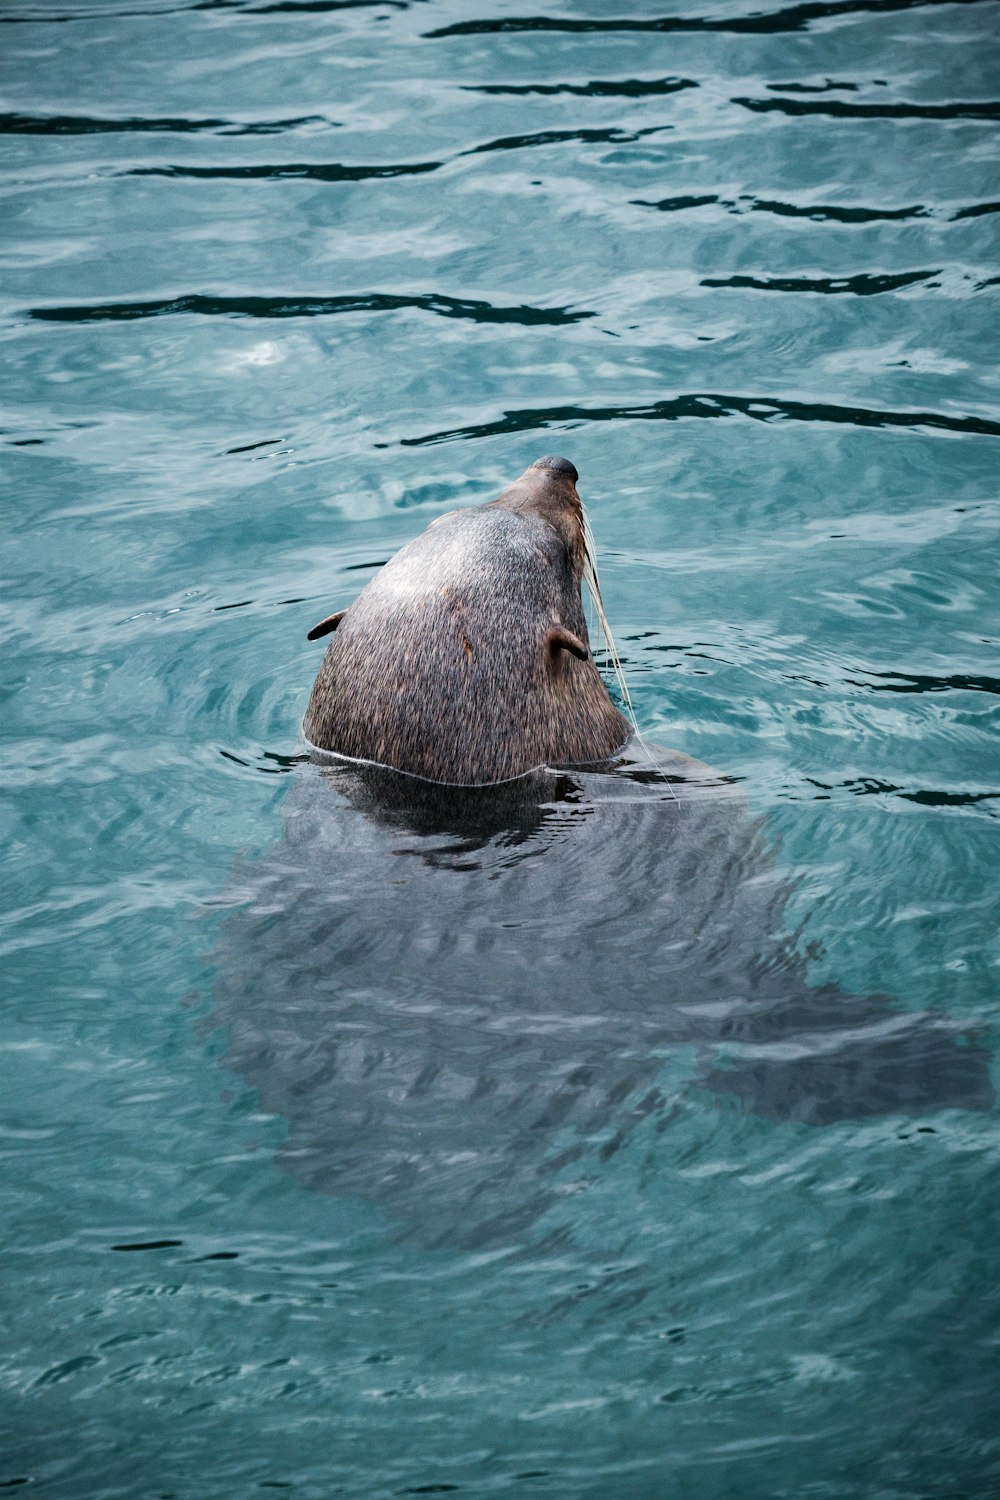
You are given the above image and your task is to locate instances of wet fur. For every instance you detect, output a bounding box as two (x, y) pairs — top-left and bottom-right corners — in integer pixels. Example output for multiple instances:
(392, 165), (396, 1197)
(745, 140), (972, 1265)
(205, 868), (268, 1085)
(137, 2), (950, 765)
(303, 460), (630, 784)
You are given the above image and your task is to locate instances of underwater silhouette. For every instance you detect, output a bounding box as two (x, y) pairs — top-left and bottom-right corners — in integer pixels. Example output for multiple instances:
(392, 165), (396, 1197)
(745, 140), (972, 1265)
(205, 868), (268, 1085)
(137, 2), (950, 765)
(210, 748), (993, 1248)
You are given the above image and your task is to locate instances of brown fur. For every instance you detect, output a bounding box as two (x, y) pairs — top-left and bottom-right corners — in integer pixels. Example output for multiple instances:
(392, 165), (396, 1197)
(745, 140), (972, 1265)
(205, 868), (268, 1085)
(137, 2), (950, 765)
(303, 457), (630, 784)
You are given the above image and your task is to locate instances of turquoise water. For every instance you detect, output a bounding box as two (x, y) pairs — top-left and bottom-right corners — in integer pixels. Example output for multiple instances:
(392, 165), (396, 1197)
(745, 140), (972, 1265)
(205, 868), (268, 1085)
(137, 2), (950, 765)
(2, 0), (999, 1494)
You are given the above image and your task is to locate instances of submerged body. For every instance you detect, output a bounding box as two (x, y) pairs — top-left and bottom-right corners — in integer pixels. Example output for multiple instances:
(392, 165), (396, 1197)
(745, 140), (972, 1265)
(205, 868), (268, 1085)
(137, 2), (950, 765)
(303, 456), (629, 784)
(212, 752), (994, 1250)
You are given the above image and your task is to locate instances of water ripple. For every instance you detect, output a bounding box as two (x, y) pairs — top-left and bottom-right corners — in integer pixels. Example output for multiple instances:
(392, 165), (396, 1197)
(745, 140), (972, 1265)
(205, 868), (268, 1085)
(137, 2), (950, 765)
(0, 0), (401, 19)
(27, 292), (595, 326)
(461, 125), (666, 154)
(425, 0), (988, 39)
(953, 201), (1000, 219)
(735, 95), (1000, 120)
(0, 112), (337, 136)
(120, 127), (668, 183)
(127, 160), (440, 182)
(805, 776), (999, 812)
(465, 77), (699, 98)
(633, 193), (933, 222)
(767, 79), (865, 91)
(238, 0), (408, 11)
(700, 270), (941, 294)
(846, 670), (1000, 696)
(401, 393), (1000, 446)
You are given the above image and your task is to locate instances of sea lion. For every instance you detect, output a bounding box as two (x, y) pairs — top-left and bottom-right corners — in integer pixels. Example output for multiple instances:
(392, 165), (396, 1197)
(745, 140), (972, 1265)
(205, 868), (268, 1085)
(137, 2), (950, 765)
(206, 456), (993, 1250)
(303, 455), (630, 784)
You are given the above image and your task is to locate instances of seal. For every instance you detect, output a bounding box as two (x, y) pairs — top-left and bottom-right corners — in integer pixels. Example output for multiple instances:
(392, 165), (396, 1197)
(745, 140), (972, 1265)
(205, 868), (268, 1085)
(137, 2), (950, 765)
(303, 456), (631, 784)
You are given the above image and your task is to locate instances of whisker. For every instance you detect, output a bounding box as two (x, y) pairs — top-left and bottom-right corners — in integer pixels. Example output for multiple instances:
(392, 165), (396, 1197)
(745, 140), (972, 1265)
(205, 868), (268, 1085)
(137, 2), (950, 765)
(581, 503), (680, 810)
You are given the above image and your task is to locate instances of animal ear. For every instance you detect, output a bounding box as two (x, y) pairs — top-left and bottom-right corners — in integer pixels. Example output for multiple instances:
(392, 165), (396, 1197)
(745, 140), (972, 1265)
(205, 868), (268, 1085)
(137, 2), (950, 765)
(545, 625), (589, 662)
(307, 609), (346, 642)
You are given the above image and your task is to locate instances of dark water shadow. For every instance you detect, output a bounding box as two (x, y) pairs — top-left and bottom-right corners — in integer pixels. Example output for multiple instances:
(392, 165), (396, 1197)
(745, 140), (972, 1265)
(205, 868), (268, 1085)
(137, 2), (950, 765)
(28, 292), (593, 327)
(401, 393), (1000, 447)
(465, 77), (699, 98)
(457, 124), (667, 155)
(633, 192), (932, 222)
(423, 0), (985, 39)
(734, 94), (1000, 120)
(701, 269), (940, 294)
(0, 0), (406, 19)
(124, 160), (440, 182)
(0, 111), (334, 135)
(209, 747), (993, 1250)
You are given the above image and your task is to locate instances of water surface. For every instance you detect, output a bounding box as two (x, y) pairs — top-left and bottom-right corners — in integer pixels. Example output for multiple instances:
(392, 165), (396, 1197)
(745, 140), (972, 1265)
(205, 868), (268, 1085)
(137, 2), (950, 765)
(2, 0), (999, 1495)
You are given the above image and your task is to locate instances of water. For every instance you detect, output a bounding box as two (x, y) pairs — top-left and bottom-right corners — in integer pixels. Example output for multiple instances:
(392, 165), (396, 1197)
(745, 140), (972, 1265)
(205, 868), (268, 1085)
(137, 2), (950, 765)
(2, 0), (999, 1494)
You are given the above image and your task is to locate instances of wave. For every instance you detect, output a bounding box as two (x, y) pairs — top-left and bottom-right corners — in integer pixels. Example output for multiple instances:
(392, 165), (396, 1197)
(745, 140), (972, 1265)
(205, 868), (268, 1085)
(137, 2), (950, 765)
(700, 270), (941, 293)
(731, 197), (926, 222)
(633, 193), (931, 222)
(0, 0), (402, 20)
(400, 393), (1000, 446)
(119, 127), (665, 183)
(633, 193), (724, 213)
(806, 776), (999, 811)
(127, 159), (440, 181)
(766, 79), (862, 92)
(847, 670), (1000, 697)
(634, 193), (999, 223)
(424, 0), (987, 39)
(953, 201), (1000, 220)
(27, 291), (595, 326)
(459, 125), (665, 155)
(0, 4), (186, 18)
(465, 77), (698, 98)
(231, 0), (409, 12)
(224, 437), (285, 454)
(735, 95), (1000, 120)
(2, 0), (984, 26)
(0, 111), (334, 136)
